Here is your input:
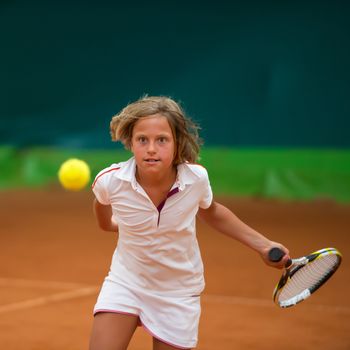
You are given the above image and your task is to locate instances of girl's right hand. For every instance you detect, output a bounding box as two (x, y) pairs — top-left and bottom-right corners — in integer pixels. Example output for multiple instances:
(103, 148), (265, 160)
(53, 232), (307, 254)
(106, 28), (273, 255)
(261, 242), (290, 269)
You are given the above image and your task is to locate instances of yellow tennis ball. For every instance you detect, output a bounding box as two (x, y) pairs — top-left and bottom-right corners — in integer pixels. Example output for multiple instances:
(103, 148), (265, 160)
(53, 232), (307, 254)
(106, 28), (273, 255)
(58, 158), (91, 191)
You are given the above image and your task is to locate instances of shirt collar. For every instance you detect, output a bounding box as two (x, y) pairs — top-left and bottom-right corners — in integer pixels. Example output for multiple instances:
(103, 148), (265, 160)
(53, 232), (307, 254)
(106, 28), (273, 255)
(176, 162), (201, 190)
(113, 157), (200, 191)
(112, 157), (138, 190)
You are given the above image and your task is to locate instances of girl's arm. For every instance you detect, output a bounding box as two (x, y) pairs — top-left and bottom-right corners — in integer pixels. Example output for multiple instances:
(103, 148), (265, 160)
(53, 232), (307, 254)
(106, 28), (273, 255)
(93, 198), (118, 233)
(197, 200), (289, 268)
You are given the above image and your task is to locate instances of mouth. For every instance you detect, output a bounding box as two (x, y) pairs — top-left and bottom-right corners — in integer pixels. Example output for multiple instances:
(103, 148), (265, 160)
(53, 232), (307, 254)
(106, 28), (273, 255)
(144, 158), (160, 163)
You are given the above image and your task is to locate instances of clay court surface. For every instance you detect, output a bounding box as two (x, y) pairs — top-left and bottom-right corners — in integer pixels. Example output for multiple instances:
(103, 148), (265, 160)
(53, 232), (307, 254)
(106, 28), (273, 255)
(0, 189), (349, 349)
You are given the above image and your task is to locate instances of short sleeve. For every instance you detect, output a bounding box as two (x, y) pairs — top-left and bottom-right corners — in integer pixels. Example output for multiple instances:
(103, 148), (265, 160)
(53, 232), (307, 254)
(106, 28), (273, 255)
(198, 168), (213, 209)
(92, 169), (111, 205)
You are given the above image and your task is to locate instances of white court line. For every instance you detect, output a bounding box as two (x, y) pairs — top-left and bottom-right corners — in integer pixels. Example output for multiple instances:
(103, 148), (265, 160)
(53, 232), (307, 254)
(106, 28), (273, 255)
(0, 277), (88, 290)
(0, 277), (348, 315)
(202, 294), (350, 314)
(0, 286), (99, 314)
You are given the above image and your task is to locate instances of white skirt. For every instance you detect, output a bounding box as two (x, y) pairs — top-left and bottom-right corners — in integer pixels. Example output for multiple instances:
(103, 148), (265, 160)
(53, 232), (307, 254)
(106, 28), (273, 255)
(94, 278), (201, 349)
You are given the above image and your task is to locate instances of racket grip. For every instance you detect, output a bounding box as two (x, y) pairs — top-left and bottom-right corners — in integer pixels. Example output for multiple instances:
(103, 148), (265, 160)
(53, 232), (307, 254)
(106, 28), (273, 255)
(268, 247), (285, 262)
(268, 247), (292, 267)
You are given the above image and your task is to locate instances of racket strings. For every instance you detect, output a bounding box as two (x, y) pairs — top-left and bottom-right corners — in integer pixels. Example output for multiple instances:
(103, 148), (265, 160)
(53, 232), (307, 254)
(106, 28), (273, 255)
(278, 254), (339, 303)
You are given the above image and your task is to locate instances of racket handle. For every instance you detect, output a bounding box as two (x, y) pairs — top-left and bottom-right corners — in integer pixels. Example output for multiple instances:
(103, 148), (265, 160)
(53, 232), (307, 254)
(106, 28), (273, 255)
(268, 247), (292, 267)
(268, 247), (285, 262)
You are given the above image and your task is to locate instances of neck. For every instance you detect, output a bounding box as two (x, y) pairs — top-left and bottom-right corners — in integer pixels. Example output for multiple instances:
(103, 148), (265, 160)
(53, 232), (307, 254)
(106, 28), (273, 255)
(136, 166), (177, 188)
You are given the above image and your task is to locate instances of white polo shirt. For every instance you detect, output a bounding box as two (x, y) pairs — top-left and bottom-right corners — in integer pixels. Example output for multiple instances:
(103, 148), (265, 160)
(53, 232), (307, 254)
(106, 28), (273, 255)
(92, 157), (213, 296)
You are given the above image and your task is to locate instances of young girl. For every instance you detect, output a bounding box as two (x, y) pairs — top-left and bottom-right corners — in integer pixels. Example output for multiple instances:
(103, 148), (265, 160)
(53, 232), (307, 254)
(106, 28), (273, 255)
(89, 96), (290, 350)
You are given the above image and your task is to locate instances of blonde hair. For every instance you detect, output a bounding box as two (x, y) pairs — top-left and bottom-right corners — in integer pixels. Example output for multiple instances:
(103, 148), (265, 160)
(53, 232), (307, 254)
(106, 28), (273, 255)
(110, 96), (202, 165)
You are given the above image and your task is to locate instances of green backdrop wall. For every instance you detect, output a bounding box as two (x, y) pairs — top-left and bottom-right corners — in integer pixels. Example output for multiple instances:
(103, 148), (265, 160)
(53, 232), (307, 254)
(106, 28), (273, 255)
(1, 1), (349, 149)
(1, 1), (350, 201)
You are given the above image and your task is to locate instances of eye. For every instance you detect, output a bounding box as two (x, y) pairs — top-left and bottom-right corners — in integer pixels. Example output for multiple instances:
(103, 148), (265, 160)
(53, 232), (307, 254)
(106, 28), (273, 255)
(138, 136), (147, 144)
(158, 137), (168, 144)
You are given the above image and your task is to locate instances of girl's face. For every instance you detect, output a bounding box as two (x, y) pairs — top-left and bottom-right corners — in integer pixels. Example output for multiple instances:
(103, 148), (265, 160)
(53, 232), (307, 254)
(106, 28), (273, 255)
(131, 114), (176, 177)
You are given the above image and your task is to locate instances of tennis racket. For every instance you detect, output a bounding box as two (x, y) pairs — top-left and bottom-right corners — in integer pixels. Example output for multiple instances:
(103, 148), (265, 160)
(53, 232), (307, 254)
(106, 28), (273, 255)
(268, 247), (342, 308)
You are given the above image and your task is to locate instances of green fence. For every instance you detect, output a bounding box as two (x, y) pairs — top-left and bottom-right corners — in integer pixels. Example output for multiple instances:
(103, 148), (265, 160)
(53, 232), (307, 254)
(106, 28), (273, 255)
(1, 146), (349, 203)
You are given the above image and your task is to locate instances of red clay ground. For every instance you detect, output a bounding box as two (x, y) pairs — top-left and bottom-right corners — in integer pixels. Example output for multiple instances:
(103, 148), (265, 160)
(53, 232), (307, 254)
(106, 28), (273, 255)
(0, 189), (349, 349)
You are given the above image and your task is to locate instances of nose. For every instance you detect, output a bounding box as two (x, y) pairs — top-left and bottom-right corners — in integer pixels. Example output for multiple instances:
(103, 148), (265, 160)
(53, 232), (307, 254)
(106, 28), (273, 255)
(146, 140), (156, 154)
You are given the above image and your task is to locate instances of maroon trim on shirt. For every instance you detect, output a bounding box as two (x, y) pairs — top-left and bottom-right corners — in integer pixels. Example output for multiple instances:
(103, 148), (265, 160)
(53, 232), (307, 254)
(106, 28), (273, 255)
(92, 167), (120, 188)
(156, 187), (179, 226)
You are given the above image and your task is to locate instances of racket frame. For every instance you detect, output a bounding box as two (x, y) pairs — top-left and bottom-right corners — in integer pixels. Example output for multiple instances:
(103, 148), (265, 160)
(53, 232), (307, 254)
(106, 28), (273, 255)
(272, 247), (342, 308)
